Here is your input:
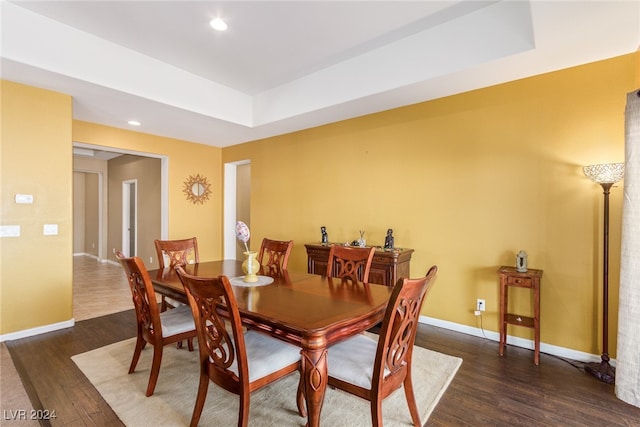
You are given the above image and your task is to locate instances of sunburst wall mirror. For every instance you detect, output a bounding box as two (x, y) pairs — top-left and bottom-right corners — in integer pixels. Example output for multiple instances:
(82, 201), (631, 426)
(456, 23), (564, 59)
(183, 173), (212, 204)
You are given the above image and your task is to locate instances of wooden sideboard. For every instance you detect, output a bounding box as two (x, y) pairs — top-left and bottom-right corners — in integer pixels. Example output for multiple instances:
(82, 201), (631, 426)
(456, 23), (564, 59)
(304, 243), (414, 287)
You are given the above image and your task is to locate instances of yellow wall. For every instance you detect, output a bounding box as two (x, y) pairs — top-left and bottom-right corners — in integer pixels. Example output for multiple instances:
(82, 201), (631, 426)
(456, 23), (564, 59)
(222, 53), (638, 357)
(1, 81), (73, 333)
(0, 85), (222, 335)
(1, 53), (637, 357)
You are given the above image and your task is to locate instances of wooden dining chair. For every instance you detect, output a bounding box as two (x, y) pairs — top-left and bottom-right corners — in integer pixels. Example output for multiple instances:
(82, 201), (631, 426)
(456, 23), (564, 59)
(304, 266), (438, 426)
(154, 237), (199, 311)
(175, 266), (302, 427)
(257, 238), (293, 274)
(326, 245), (376, 283)
(115, 250), (197, 397)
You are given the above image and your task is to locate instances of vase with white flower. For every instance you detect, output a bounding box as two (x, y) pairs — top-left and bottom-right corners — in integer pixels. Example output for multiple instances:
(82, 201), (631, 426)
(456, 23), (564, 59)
(235, 221), (259, 282)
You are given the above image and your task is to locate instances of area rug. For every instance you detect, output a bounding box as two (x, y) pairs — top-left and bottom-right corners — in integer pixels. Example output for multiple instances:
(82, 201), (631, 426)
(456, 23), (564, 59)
(72, 336), (462, 426)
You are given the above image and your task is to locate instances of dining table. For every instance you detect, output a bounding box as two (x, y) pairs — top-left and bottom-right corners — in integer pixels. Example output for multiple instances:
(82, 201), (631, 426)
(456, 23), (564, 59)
(147, 260), (393, 427)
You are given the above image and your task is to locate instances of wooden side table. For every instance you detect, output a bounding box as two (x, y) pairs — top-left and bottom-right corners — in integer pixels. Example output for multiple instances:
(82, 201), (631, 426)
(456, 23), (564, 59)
(498, 266), (543, 365)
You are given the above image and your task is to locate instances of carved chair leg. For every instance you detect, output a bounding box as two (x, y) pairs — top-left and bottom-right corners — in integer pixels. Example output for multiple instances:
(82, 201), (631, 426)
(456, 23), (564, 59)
(371, 399), (383, 427)
(190, 372), (210, 427)
(238, 392), (250, 427)
(128, 334), (146, 374)
(403, 375), (421, 426)
(145, 344), (164, 397)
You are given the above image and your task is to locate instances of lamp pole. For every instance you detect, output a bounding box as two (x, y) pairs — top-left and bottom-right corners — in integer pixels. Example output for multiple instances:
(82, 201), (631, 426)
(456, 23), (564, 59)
(582, 162), (624, 384)
(583, 182), (615, 384)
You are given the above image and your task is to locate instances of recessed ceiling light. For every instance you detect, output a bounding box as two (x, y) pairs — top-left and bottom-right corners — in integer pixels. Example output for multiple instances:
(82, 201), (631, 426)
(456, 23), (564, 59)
(210, 18), (228, 31)
(128, 120), (141, 126)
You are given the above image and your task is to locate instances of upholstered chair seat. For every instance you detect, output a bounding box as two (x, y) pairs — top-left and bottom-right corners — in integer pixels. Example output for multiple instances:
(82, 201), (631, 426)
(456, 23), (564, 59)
(158, 304), (196, 337)
(327, 334), (390, 389)
(220, 330), (301, 382)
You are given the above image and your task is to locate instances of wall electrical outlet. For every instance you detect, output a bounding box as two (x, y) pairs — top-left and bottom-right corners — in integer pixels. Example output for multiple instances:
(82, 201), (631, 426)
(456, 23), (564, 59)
(476, 299), (486, 312)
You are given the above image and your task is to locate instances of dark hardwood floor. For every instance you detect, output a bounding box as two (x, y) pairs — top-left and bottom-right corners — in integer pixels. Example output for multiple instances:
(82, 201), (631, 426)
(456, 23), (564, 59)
(416, 328), (640, 427)
(6, 311), (135, 427)
(6, 310), (640, 426)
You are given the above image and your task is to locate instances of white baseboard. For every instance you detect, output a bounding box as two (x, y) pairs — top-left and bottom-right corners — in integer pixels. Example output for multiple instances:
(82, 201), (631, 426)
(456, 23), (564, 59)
(74, 252), (115, 265)
(419, 315), (614, 366)
(0, 319), (75, 342)
(0, 299), (610, 367)
(74, 252), (97, 259)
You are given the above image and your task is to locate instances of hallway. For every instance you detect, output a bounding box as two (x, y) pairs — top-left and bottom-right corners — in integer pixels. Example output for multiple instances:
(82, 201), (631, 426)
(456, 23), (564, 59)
(73, 255), (134, 321)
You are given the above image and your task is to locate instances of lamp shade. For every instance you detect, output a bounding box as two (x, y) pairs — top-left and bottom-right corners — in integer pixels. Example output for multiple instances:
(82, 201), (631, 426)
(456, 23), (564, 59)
(583, 163), (625, 184)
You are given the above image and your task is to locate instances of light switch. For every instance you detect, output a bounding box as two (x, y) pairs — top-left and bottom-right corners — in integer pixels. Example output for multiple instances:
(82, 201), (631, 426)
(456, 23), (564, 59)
(43, 224), (58, 235)
(15, 194), (34, 204)
(0, 225), (21, 237)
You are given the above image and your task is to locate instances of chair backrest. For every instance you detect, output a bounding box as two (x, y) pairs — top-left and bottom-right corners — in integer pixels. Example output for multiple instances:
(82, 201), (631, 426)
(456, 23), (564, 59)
(326, 245), (375, 283)
(257, 238), (293, 273)
(154, 237), (199, 269)
(115, 250), (162, 340)
(373, 266), (438, 392)
(175, 266), (249, 391)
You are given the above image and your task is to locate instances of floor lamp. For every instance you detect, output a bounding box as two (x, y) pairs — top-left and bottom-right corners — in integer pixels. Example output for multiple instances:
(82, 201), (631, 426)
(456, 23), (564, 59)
(582, 162), (625, 384)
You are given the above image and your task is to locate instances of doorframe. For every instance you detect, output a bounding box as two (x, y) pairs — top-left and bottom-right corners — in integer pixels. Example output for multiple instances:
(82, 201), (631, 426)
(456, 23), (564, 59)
(72, 142), (169, 261)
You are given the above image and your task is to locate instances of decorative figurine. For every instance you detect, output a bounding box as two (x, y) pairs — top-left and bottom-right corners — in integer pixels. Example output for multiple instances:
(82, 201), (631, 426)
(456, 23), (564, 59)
(321, 226), (328, 244)
(384, 228), (394, 250)
(358, 230), (366, 247)
(516, 250), (528, 272)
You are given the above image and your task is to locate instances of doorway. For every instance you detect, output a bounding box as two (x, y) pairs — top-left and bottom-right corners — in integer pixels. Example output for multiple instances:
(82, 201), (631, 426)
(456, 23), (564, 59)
(122, 179), (137, 257)
(72, 143), (169, 322)
(224, 160), (251, 259)
(72, 142), (169, 262)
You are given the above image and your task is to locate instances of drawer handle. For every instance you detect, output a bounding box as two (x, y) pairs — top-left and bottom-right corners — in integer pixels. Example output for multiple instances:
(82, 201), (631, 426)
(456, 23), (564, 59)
(515, 279), (523, 284)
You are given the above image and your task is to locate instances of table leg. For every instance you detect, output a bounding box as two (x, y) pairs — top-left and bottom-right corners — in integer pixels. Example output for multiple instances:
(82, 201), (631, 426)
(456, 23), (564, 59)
(534, 282), (540, 365)
(300, 347), (328, 427)
(499, 278), (508, 356)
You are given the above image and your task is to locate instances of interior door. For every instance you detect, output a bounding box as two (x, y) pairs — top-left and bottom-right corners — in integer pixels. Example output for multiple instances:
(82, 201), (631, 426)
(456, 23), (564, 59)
(122, 180), (137, 257)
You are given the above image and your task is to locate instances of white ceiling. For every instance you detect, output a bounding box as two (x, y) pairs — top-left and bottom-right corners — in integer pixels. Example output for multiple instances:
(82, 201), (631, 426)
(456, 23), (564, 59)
(2, 1), (639, 148)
